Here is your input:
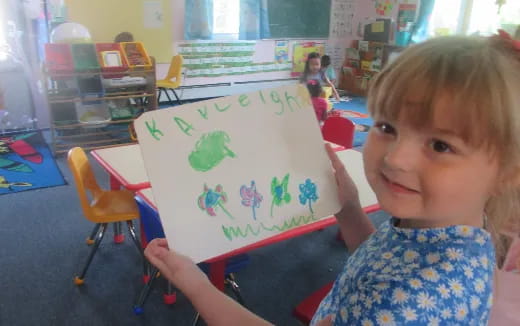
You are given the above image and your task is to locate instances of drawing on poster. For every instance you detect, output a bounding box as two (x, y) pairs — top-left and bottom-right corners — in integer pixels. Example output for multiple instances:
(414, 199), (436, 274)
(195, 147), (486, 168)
(189, 131), (236, 172)
(240, 180), (263, 220)
(299, 178), (319, 215)
(134, 84), (342, 262)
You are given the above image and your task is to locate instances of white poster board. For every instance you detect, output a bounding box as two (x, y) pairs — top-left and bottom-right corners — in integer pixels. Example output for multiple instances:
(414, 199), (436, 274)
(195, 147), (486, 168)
(134, 84), (341, 262)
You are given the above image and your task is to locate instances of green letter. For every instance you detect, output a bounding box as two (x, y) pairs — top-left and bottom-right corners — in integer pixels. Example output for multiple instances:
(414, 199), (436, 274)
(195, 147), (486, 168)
(259, 90), (266, 104)
(173, 117), (195, 136)
(214, 102), (231, 112)
(145, 119), (164, 141)
(271, 91), (284, 115)
(238, 94), (250, 107)
(285, 91), (301, 112)
(197, 106), (208, 120)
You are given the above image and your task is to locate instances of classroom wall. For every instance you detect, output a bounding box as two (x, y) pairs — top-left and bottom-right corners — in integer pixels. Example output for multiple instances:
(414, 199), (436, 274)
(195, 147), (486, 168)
(66, 0), (173, 63)
(66, 0), (412, 99)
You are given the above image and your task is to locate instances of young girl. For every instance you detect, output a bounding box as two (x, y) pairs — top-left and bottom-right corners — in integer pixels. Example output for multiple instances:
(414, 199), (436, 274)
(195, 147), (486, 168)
(145, 34), (520, 325)
(320, 55), (337, 85)
(307, 79), (329, 124)
(301, 52), (341, 101)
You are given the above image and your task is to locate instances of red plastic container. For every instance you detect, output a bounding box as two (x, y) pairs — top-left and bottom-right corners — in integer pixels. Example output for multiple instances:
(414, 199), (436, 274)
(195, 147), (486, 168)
(44, 44), (74, 74)
(95, 43), (129, 77)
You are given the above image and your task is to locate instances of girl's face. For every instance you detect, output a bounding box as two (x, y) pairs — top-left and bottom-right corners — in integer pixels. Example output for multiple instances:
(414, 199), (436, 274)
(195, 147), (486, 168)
(308, 58), (321, 74)
(363, 96), (501, 228)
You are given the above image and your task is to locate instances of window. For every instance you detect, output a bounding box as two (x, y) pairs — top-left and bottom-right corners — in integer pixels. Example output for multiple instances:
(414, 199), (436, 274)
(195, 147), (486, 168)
(0, 5), (7, 61)
(428, 0), (520, 37)
(213, 0), (240, 39)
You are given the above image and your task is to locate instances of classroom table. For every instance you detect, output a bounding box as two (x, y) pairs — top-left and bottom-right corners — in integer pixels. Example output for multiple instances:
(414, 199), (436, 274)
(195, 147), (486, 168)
(91, 144), (150, 191)
(134, 149), (379, 291)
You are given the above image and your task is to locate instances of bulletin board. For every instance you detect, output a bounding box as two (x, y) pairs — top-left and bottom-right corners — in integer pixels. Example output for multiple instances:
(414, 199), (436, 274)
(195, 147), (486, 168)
(66, 0), (172, 63)
(134, 84), (341, 262)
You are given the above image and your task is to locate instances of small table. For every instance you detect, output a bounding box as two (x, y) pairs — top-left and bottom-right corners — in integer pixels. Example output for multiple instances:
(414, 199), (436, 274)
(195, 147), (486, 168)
(91, 144), (151, 191)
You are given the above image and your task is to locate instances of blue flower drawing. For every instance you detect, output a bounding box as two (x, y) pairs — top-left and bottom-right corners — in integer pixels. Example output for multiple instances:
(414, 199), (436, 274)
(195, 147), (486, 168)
(299, 178), (318, 214)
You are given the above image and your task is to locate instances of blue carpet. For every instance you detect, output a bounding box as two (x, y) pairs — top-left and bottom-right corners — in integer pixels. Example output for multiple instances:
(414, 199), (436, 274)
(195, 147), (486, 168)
(0, 132), (65, 195)
(332, 97), (373, 147)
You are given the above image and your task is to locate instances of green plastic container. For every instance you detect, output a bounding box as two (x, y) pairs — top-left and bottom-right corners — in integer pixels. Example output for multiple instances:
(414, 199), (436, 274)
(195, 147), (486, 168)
(71, 43), (100, 71)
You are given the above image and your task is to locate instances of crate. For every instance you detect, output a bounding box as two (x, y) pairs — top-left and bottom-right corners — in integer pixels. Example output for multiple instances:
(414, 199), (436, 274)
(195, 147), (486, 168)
(44, 44), (74, 74)
(95, 43), (129, 76)
(76, 75), (104, 99)
(121, 42), (152, 70)
(71, 43), (100, 72)
(109, 106), (139, 120)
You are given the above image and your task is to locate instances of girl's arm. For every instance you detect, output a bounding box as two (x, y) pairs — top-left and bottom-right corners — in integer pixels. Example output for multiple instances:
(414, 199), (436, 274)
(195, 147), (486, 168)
(324, 76), (340, 101)
(326, 145), (376, 252)
(145, 239), (273, 326)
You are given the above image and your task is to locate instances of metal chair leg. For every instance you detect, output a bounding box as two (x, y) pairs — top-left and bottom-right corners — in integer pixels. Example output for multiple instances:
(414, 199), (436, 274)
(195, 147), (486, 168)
(74, 223), (108, 285)
(172, 89), (182, 105)
(192, 312), (201, 326)
(133, 267), (161, 315)
(226, 273), (245, 306)
(86, 223), (101, 245)
(113, 222), (124, 243)
(126, 221), (148, 276)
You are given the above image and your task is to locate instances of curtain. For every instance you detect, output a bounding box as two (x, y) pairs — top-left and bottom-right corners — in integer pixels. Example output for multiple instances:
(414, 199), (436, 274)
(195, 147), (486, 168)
(239, 0), (270, 40)
(410, 0), (436, 44)
(184, 0), (213, 40)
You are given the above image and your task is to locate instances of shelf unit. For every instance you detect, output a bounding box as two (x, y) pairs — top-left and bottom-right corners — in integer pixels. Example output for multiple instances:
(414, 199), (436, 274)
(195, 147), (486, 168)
(43, 60), (157, 155)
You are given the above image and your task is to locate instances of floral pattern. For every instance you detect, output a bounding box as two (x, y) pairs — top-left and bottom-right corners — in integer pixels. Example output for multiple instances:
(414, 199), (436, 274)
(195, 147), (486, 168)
(311, 219), (495, 325)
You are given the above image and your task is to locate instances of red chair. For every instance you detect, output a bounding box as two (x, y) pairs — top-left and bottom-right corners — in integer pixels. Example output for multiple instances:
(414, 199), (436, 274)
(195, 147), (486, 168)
(293, 282), (334, 324)
(321, 116), (355, 149)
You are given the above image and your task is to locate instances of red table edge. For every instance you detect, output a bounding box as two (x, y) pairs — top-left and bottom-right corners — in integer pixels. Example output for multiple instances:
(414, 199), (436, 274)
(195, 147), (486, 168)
(136, 189), (379, 290)
(91, 149), (151, 191)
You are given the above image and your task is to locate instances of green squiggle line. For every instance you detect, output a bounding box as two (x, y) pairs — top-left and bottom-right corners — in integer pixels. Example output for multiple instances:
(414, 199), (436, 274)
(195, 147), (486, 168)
(221, 214), (319, 241)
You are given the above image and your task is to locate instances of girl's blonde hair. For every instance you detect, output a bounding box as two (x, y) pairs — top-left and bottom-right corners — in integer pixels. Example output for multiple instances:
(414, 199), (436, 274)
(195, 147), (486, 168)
(367, 36), (520, 256)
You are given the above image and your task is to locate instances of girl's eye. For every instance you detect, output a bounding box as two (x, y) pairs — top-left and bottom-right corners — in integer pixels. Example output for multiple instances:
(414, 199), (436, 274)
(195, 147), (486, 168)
(375, 122), (396, 135)
(431, 140), (452, 153)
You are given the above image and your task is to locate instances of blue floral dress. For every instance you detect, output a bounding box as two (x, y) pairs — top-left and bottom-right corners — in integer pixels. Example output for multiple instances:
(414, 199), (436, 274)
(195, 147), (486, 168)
(311, 219), (495, 326)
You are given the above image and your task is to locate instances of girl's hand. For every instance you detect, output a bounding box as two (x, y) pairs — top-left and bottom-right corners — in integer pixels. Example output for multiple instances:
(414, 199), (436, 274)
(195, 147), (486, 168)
(325, 144), (361, 215)
(144, 238), (209, 296)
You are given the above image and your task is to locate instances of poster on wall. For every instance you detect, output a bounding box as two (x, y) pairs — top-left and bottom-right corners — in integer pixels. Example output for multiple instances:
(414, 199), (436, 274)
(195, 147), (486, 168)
(397, 3), (417, 31)
(274, 40), (289, 64)
(135, 84), (341, 262)
(291, 42), (325, 77)
(330, 0), (355, 38)
(143, 0), (164, 29)
(374, 0), (396, 16)
(178, 41), (292, 77)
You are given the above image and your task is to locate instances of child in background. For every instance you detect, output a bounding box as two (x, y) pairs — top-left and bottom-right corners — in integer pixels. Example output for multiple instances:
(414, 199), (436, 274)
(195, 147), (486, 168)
(114, 32), (134, 43)
(307, 79), (329, 124)
(145, 34), (520, 325)
(300, 52), (340, 101)
(320, 55), (337, 85)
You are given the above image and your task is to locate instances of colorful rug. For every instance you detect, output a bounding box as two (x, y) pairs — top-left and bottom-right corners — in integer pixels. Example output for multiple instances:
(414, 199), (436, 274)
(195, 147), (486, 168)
(0, 132), (66, 195)
(332, 97), (373, 147)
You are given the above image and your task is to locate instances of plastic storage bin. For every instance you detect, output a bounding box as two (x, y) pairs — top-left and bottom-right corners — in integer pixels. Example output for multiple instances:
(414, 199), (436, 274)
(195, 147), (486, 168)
(95, 43), (129, 76)
(121, 42), (152, 70)
(44, 44), (74, 74)
(71, 43), (100, 72)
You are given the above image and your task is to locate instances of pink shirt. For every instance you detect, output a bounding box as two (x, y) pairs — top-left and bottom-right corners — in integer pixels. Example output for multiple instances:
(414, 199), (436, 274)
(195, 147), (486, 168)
(311, 97), (328, 122)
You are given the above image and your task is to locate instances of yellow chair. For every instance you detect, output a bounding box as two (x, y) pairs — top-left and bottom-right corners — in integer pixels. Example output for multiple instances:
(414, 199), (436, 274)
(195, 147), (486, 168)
(68, 147), (144, 285)
(157, 54), (183, 105)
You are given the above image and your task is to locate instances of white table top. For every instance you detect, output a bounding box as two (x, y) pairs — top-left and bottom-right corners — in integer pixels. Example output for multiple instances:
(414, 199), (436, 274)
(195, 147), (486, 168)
(91, 144), (149, 189)
(138, 149), (377, 209)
